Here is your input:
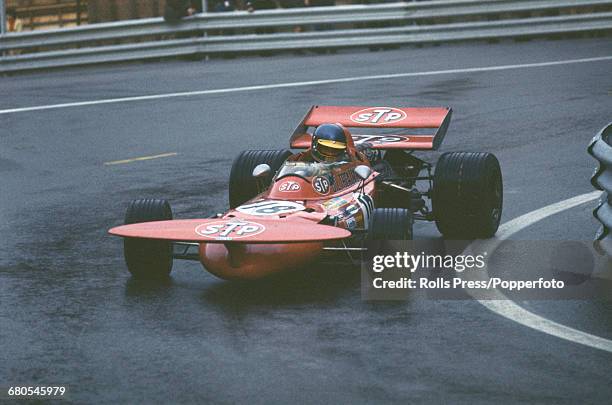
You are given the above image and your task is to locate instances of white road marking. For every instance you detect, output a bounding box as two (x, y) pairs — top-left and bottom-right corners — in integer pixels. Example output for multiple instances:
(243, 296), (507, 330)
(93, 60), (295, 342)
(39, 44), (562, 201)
(465, 190), (612, 353)
(103, 152), (178, 165)
(1, 56), (611, 115)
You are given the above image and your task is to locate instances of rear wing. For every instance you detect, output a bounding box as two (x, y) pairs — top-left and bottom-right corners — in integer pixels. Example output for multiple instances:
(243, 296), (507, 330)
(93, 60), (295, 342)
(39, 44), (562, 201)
(290, 105), (452, 150)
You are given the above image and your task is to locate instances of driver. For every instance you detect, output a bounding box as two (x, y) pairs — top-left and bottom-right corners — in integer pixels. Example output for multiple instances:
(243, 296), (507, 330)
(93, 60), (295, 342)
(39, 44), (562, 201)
(309, 123), (349, 163)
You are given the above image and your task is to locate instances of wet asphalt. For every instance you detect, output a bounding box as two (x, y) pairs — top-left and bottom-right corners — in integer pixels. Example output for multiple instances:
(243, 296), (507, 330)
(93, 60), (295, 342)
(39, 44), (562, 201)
(1, 37), (612, 403)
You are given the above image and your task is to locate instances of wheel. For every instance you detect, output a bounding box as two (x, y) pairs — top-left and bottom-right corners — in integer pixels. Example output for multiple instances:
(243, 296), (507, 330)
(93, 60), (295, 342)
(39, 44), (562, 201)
(228, 149), (292, 208)
(369, 208), (413, 240)
(432, 152), (503, 239)
(123, 198), (173, 279)
(365, 208), (413, 262)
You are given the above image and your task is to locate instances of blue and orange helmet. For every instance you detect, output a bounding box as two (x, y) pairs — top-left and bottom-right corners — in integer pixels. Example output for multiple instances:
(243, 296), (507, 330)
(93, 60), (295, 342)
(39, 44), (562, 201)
(311, 123), (348, 162)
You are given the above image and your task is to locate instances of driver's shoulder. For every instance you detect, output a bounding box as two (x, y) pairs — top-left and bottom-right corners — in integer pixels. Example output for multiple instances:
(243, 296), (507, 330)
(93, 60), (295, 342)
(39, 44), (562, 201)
(290, 151), (316, 163)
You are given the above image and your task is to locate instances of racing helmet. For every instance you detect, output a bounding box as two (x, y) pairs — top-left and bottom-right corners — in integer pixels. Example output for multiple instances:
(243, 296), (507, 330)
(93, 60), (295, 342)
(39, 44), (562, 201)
(311, 123), (348, 162)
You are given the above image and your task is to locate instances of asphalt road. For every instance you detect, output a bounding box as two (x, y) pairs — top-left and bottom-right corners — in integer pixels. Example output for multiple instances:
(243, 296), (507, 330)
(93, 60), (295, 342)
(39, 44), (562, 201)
(1, 37), (612, 403)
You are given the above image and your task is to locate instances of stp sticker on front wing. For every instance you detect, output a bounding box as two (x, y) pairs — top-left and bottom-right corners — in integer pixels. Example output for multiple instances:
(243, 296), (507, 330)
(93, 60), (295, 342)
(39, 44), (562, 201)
(195, 220), (265, 240)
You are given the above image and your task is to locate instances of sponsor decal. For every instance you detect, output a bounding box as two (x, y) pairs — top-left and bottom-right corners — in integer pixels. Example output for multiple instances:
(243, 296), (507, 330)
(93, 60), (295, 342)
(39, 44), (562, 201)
(344, 217), (357, 230)
(337, 204), (360, 220)
(332, 170), (360, 192)
(195, 220), (265, 240)
(322, 197), (350, 211)
(350, 107), (407, 125)
(352, 135), (408, 145)
(313, 175), (331, 195)
(236, 200), (305, 216)
(278, 180), (301, 192)
(355, 193), (374, 230)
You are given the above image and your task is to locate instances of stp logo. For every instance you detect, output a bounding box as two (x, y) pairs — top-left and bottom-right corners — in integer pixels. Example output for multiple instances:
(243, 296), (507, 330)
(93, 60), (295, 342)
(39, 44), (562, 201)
(278, 181), (301, 192)
(313, 176), (330, 195)
(350, 107), (407, 125)
(195, 220), (265, 240)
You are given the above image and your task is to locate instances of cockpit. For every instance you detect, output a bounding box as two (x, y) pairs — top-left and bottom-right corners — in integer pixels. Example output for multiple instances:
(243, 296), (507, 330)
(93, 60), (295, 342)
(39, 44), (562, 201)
(274, 161), (348, 182)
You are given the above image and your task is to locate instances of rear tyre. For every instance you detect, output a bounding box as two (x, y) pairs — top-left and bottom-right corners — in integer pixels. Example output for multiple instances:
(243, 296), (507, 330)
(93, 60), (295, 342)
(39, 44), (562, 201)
(228, 149), (292, 208)
(432, 152), (503, 239)
(123, 198), (173, 279)
(369, 208), (413, 240)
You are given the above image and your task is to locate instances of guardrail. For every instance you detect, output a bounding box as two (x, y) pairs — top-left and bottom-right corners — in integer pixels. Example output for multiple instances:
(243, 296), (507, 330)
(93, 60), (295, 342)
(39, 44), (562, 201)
(1, 0), (611, 72)
(589, 123), (612, 256)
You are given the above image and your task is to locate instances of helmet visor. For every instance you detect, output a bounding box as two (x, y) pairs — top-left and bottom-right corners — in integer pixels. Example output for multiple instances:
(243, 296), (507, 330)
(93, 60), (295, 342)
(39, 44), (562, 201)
(316, 139), (346, 159)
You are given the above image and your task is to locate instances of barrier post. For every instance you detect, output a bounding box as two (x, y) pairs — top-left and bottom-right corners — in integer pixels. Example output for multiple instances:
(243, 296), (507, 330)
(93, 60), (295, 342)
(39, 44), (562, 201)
(588, 123), (612, 255)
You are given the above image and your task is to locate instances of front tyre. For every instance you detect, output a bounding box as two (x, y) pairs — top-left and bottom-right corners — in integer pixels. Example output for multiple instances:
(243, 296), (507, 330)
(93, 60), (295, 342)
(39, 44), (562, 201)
(228, 149), (292, 208)
(369, 208), (414, 240)
(123, 198), (173, 279)
(432, 152), (503, 239)
(365, 208), (413, 262)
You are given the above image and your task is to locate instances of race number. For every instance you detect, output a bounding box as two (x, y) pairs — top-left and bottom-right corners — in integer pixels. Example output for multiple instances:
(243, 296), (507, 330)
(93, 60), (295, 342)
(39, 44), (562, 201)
(236, 200), (305, 216)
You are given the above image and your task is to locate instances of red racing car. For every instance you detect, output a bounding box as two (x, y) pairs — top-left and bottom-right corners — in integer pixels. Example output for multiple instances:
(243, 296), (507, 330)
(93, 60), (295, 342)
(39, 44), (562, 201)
(109, 105), (503, 280)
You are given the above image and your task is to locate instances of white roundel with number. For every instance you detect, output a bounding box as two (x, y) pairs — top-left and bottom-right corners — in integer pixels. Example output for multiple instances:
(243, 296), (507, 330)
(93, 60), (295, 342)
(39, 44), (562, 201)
(236, 200), (306, 216)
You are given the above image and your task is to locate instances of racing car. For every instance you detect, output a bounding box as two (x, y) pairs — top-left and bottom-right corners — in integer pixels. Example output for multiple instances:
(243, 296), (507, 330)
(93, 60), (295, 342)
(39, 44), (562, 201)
(109, 105), (503, 280)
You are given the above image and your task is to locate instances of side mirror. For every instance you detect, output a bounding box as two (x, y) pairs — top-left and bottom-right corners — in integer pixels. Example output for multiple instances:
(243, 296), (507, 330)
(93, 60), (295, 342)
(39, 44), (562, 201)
(252, 164), (272, 178)
(354, 165), (372, 181)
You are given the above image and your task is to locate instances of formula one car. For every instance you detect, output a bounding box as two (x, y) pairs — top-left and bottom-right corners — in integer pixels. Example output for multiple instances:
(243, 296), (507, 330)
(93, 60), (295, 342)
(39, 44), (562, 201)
(109, 105), (503, 280)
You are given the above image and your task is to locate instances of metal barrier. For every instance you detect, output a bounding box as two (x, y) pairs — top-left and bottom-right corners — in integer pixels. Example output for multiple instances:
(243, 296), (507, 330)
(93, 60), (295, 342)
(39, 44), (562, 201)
(589, 123), (612, 256)
(1, 0), (611, 72)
